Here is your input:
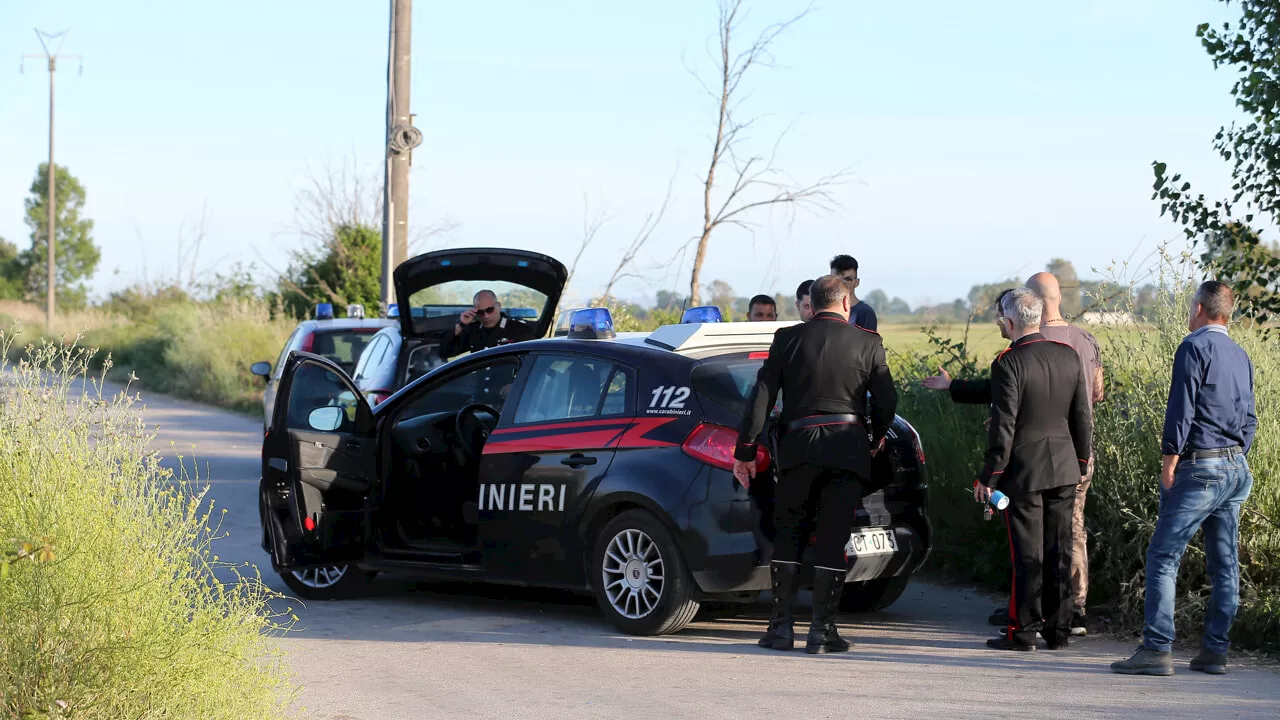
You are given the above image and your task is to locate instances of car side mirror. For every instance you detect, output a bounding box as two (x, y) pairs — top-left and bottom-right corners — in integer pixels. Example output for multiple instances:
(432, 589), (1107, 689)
(250, 361), (271, 378)
(308, 406), (346, 432)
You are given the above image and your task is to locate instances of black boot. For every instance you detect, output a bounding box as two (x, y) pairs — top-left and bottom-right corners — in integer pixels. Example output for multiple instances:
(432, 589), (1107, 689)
(758, 561), (799, 650)
(806, 567), (852, 654)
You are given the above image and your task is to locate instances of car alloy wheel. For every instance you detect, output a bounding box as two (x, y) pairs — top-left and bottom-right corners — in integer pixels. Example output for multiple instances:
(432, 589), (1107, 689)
(601, 528), (665, 619)
(291, 565), (349, 589)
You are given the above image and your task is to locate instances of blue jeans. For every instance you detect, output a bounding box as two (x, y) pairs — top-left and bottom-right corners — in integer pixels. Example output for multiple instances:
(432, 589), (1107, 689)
(1143, 453), (1253, 654)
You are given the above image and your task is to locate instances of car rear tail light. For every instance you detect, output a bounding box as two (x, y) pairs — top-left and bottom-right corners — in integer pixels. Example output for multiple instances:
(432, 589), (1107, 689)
(748, 351), (769, 359)
(906, 421), (925, 465)
(299, 332), (315, 354)
(682, 423), (770, 486)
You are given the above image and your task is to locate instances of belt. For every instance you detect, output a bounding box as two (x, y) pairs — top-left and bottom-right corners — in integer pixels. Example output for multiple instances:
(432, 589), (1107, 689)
(786, 414), (862, 431)
(1181, 446), (1243, 461)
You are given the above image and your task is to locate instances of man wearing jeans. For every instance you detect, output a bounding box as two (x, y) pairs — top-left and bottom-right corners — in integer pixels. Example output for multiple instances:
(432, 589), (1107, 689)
(1112, 281), (1257, 676)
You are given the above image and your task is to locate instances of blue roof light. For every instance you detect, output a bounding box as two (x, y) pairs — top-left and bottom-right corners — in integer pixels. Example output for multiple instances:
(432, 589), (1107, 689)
(386, 303), (400, 318)
(681, 306), (723, 324)
(440, 259), (452, 266)
(315, 302), (335, 320)
(517, 260), (530, 267)
(567, 307), (616, 340)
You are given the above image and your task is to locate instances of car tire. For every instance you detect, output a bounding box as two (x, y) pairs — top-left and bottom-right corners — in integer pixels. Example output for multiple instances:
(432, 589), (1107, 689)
(839, 573), (911, 613)
(591, 510), (700, 636)
(279, 563), (375, 601)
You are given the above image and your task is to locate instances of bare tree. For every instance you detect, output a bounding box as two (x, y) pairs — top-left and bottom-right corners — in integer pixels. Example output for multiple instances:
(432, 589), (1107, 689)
(687, 0), (848, 306)
(564, 191), (614, 293)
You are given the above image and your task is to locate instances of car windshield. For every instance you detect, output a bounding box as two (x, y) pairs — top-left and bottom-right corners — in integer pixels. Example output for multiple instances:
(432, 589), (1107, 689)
(406, 281), (546, 334)
(311, 329), (379, 376)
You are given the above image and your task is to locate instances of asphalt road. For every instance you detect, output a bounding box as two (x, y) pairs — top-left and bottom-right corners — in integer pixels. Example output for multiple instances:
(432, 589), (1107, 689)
(126, 385), (1279, 720)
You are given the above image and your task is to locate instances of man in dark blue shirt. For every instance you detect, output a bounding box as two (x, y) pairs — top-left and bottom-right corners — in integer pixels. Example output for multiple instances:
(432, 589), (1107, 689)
(829, 255), (878, 331)
(1113, 281), (1257, 677)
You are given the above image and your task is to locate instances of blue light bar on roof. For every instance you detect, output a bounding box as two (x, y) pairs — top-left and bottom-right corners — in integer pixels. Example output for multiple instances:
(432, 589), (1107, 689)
(315, 302), (335, 320)
(567, 308), (615, 340)
(517, 260), (529, 267)
(681, 306), (723, 324)
(386, 303), (400, 318)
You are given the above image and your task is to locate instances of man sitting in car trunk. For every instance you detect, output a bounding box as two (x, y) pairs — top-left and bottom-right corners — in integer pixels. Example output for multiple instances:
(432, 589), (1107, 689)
(440, 289), (536, 359)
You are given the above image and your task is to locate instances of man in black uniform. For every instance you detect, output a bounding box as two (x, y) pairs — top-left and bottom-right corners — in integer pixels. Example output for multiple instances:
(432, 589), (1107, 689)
(733, 275), (898, 654)
(977, 288), (1092, 651)
(440, 289), (535, 359)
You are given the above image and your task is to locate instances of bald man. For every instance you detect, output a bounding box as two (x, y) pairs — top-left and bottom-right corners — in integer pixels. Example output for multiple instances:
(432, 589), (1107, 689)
(1026, 271), (1104, 638)
(440, 289), (536, 359)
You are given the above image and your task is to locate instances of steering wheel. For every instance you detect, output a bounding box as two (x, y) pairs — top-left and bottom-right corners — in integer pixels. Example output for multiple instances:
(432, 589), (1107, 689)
(455, 403), (499, 461)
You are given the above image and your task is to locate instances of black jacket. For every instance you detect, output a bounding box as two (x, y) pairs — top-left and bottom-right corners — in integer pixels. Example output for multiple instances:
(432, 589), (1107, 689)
(735, 312), (898, 479)
(440, 314), (535, 359)
(949, 377), (992, 404)
(980, 333), (1092, 495)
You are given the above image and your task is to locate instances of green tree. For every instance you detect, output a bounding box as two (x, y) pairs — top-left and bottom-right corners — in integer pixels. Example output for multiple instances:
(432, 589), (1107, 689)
(864, 288), (889, 315)
(20, 163), (100, 308)
(279, 223), (382, 319)
(887, 296), (912, 316)
(967, 278), (1021, 320)
(1153, 1), (1280, 324)
(1046, 258), (1083, 318)
(0, 237), (23, 300)
(706, 280), (736, 318)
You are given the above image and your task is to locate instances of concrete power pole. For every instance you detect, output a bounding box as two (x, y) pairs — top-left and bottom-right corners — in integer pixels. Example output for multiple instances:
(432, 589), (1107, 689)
(381, 0), (422, 310)
(22, 30), (80, 331)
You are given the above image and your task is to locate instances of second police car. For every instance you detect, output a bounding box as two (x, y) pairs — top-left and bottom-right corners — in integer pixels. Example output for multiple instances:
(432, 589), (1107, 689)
(259, 255), (931, 636)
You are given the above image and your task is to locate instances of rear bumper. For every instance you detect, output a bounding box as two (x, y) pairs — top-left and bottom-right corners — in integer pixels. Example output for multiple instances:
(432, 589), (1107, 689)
(690, 520), (930, 594)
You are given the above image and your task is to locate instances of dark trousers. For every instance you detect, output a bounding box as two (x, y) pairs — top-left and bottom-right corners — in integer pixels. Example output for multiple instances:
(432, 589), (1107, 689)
(1005, 483), (1075, 646)
(774, 463), (862, 569)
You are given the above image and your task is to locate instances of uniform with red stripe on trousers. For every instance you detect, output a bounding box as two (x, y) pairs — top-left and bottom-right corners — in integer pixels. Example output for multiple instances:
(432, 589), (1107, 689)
(735, 310), (898, 654)
(979, 333), (1093, 650)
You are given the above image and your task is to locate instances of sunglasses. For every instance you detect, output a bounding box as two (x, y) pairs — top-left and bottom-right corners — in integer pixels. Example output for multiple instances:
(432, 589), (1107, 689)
(476, 306), (497, 316)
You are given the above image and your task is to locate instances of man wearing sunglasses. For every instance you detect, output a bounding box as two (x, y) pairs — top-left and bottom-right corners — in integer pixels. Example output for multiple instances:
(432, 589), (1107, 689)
(440, 289), (535, 359)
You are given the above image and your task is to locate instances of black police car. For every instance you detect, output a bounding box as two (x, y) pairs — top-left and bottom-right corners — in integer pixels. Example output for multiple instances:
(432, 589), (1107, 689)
(259, 304), (931, 636)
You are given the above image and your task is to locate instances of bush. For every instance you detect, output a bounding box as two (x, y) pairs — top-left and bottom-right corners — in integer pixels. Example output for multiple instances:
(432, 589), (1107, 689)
(896, 251), (1280, 652)
(0, 335), (295, 718)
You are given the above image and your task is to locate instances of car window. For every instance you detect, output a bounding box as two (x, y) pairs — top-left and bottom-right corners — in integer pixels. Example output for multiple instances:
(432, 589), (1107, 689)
(398, 360), (520, 421)
(354, 335), (387, 381)
(284, 361), (359, 433)
(514, 355), (615, 425)
(311, 329), (378, 376)
(599, 368), (628, 416)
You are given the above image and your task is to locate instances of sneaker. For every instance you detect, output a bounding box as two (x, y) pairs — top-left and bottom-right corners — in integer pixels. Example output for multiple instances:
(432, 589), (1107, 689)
(1110, 646), (1174, 676)
(1189, 649), (1227, 675)
(988, 607), (1010, 626)
(1070, 612), (1088, 637)
(986, 636), (1035, 652)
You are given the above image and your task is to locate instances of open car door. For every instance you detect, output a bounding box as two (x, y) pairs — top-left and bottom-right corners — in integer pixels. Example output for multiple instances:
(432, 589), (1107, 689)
(261, 351), (377, 570)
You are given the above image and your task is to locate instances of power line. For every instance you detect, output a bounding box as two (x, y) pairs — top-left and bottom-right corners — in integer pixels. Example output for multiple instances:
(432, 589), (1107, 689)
(21, 29), (82, 332)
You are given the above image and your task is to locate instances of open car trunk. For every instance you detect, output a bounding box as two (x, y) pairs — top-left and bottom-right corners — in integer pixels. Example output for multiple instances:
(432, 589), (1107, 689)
(392, 248), (568, 380)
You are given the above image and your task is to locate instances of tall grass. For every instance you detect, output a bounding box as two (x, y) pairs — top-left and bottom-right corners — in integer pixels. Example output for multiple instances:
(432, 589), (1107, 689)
(0, 296), (295, 414)
(0, 334), (295, 718)
(896, 251), (1280, 652)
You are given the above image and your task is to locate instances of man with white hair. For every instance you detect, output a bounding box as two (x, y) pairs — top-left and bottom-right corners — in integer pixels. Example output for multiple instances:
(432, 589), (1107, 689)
(977, 288), (1093, 652)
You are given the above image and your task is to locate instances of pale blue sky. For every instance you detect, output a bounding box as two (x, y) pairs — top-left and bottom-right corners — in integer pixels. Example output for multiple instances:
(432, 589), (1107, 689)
(0, 0), (1241, 307)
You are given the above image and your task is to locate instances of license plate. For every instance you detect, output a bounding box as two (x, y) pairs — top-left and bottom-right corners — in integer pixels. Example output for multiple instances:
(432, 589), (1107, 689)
(845, 528), (898, 557)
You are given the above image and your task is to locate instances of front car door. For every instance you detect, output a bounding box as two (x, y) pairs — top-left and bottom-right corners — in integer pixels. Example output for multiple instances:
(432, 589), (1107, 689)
(478, 352), (632, 585)
(261, 352), (376, 570)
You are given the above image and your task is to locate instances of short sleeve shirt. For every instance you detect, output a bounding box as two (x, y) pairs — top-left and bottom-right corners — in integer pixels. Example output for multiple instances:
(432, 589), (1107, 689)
(1039, 323), (1101, 408)
(849, 302), (878, 331)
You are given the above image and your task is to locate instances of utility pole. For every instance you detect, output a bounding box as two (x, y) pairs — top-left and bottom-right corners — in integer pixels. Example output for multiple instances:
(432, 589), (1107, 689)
(22, 29), (80, 332)
(381, 0), (422, 310)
